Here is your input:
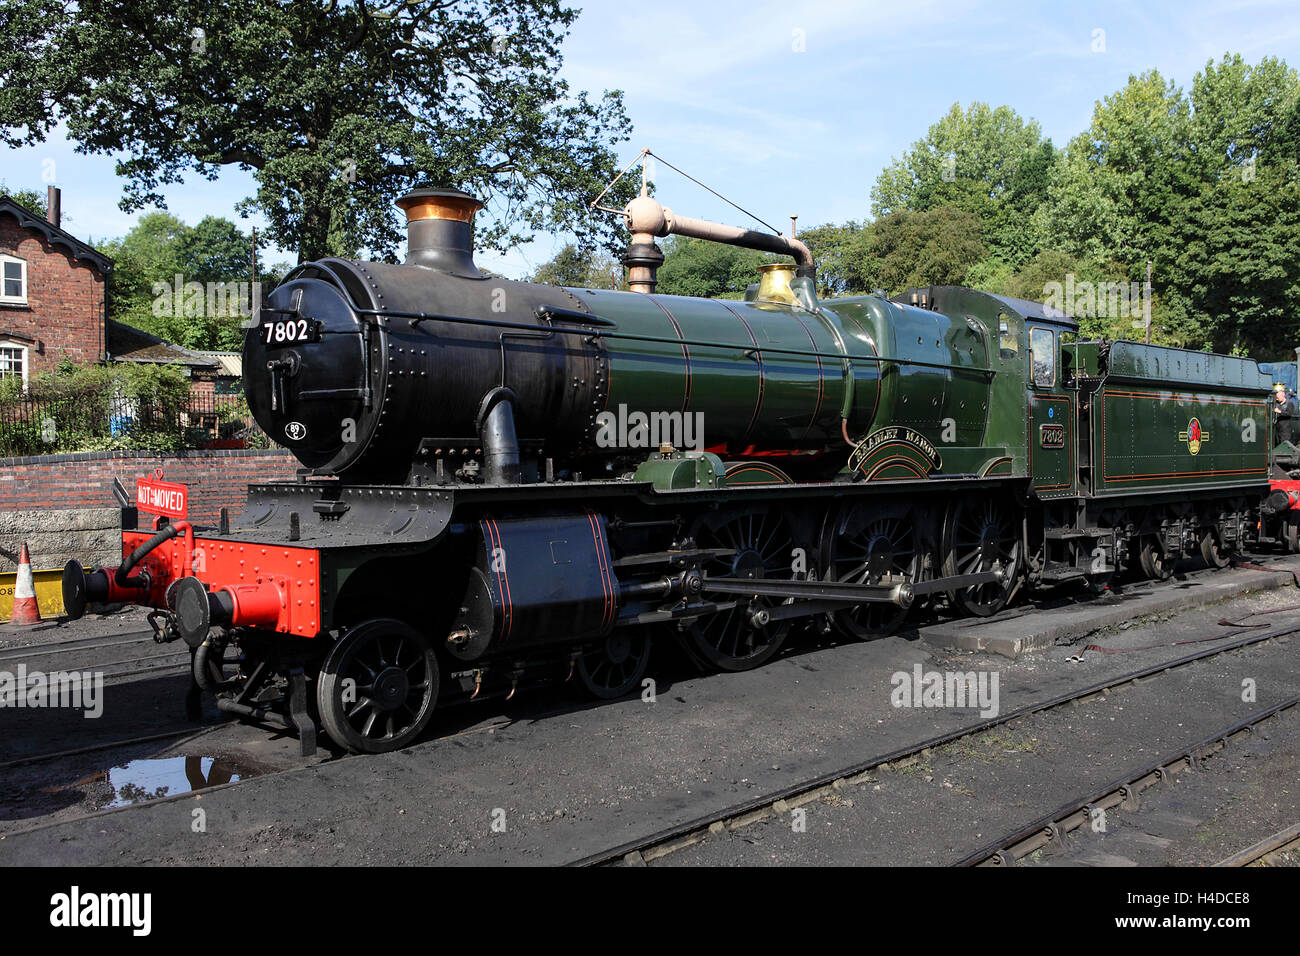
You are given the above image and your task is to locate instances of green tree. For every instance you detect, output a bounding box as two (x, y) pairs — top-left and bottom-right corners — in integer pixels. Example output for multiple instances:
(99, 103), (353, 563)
(97, 212), (255, 350)
(798, 222), (873, 296)
(872, 103), (1048, 215)
(859, 207), (986, 295)
(98, 212), (191, 306)
(655, 236), (776, 298)
(532, 243), (619, 289)
(1163, 55), (1300, 354)
(1045, 57), (1300, 353)
(0, 183), (49, 218)
(0, 0), (634, 263)
(1044, 69), (1192, 268)
(180, 216), (252, 285)
(872, 103), (1057, 277)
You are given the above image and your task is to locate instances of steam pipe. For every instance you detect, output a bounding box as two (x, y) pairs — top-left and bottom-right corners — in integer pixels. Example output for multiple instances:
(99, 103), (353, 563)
(477, 387), (521, 485)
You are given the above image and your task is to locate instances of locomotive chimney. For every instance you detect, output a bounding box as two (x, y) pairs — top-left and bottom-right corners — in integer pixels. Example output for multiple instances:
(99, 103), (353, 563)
(395, 187), (484, 278)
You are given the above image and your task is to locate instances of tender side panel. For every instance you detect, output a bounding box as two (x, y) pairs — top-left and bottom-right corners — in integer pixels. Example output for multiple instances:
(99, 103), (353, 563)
(1094, 387), (1269, 495)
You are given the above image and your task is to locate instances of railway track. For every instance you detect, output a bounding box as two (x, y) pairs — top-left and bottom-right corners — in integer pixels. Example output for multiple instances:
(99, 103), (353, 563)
(0, 725), (226, 772)
(567, 619), (1300, 867)
(1215, 822), (1300, 867)
(0, 628), (190, 684)
(954, 693), (1300, 866)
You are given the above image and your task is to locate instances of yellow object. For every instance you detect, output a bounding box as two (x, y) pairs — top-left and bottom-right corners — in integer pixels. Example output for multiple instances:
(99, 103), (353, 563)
(755, 262), (798, 305)
(0, 568), (65, 621)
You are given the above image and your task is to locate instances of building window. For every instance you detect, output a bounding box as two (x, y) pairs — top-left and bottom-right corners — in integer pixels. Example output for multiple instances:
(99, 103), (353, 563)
(0, 255), (27, 304)
(0, 342), (27, 387)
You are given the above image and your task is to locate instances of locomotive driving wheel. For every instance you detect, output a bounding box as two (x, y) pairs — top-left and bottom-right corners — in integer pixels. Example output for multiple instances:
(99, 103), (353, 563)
(317, 618), (439, 754)
(820, 501), (921, 639)
(941, 496), (1023, 617)
(575, 627), (652, 699)
(685, 509), (797, 672)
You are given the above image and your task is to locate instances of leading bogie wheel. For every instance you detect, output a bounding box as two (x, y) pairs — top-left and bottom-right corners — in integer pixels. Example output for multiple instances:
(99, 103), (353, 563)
(576, 628), (653, 699)
(317, 618), (439, 754)
(1139, 535), (1173, 581)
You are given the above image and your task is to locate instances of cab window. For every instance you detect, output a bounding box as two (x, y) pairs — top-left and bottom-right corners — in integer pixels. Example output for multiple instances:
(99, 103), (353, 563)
(997, 312), (1018, 358)
(1030, 327), (1054, 387)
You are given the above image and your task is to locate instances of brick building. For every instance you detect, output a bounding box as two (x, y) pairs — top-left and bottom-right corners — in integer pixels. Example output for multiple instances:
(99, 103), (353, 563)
(0, 190), (113, 385)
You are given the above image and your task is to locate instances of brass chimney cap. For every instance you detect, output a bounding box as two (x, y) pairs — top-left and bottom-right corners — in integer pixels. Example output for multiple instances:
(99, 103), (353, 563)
(396, 187), (484, 224)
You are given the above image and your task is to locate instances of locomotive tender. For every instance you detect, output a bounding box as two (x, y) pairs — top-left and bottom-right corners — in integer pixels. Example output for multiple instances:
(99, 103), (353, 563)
(63, 183), (1277, 755)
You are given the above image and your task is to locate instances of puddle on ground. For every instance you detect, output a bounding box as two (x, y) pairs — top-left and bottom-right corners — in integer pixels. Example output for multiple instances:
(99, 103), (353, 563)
(93, 756), (248, 807)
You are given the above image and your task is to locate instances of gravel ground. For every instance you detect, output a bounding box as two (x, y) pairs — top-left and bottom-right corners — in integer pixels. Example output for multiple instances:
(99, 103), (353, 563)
(1, 565), (1298, 865)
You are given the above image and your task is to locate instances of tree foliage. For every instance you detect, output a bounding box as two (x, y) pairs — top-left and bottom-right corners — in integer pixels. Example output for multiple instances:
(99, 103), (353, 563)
(860, 207), (986, 295)
(0, 182), (51, 219)
(531, 243), (620, 289)
(97, 212), (257, 350)
(655, 236), (778, 298)
(1045, 55), (1300, 355)
(0, 0), (634, 263)
(852, 58), (1299, 358)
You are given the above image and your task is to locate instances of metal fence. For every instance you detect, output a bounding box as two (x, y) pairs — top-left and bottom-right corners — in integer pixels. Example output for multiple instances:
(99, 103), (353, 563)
(0, 387), (269, 457)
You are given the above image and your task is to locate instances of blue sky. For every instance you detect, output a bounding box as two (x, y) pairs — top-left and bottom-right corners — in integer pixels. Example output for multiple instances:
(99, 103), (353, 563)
(3, 0), (1297, 277)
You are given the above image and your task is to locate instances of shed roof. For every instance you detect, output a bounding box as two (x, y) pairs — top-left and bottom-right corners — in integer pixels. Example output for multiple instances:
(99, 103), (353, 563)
(194, 350), (243, 376)
(106, 320), (218, 369)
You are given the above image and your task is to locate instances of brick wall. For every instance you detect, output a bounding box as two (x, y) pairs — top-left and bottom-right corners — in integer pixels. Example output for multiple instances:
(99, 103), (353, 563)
(0, 448), (300, 569)
(0, 213), (106, 375)
(189, 376), (217, 403)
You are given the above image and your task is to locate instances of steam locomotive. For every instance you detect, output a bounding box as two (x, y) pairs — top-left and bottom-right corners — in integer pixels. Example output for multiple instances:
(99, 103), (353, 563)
(62, 184), (1284, 755)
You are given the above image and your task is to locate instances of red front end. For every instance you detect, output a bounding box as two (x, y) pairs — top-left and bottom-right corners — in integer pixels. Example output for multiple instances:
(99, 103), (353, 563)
(119, 526), (324, 637)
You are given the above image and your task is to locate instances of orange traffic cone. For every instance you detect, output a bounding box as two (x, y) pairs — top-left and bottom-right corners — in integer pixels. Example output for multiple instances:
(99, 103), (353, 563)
(10, 542), (41, 626)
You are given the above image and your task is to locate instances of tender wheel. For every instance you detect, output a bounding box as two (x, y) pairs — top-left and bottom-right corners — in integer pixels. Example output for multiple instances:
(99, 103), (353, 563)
(820, 501), (920, 639)
(1139, 535), (1173, 581)
(576, 628), (652, 699)
(1200, 528), (1230, 569)
(1287, 514), (1300, 554)
(317, 618), (439, 754)
(942, 496), (1023, 617)
(686, 509), (796, 671)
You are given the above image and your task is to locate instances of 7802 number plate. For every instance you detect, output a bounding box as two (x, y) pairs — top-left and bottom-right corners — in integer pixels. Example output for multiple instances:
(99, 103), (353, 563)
(261, 317), (321, 348)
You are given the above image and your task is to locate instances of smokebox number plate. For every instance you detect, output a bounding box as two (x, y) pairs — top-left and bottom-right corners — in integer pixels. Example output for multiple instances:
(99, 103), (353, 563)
(262, 318), (321, 348)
